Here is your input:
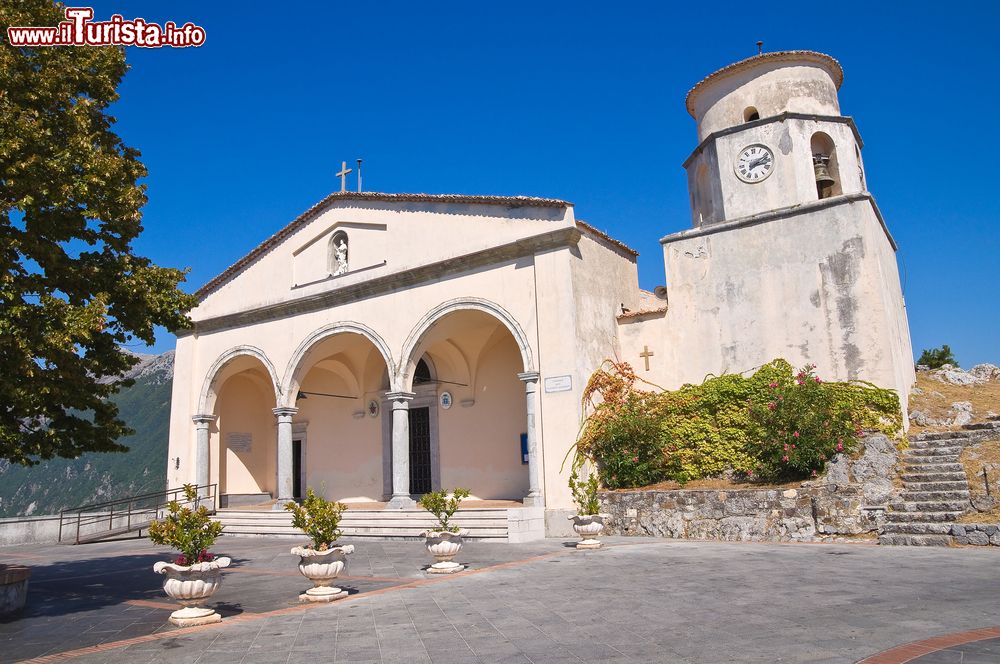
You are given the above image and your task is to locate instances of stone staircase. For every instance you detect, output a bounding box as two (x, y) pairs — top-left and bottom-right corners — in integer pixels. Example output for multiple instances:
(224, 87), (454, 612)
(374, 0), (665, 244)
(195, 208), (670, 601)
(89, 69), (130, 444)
(880, 419), (1000, 546)
(211, 507), (544, 542)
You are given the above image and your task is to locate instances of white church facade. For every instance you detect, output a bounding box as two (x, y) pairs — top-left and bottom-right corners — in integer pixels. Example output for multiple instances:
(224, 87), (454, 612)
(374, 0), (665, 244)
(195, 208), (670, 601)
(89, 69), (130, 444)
(166, 51), (914, 535)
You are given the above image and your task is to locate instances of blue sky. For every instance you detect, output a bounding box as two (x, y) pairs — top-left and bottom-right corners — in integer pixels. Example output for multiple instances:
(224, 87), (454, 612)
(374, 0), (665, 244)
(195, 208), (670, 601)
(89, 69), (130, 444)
(84, 1), (999, 365)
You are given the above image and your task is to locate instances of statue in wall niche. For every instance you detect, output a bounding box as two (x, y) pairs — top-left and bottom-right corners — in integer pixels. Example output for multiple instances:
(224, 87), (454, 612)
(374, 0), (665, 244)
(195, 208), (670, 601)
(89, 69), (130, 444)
(332, 238), (348, 276)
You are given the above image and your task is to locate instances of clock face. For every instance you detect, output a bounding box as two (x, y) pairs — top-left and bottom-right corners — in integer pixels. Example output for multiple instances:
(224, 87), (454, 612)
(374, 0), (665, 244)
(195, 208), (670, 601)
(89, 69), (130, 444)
(735, 144), (775, 183)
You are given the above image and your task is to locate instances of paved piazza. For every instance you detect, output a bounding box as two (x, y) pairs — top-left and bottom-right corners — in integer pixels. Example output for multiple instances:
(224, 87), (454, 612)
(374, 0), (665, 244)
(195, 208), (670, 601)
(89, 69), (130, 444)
(2, 536), (1000, 663)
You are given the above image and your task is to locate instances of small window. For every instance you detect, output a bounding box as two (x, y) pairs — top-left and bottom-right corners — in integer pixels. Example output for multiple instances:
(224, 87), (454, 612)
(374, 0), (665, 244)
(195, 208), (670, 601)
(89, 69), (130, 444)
(743, 107), (760, 123)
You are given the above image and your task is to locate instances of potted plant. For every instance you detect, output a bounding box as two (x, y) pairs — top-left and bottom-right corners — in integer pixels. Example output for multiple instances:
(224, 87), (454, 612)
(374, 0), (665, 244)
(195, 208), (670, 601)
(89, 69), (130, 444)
(148, 484), (229, 626)
(567, 465), (608, 549)
(285, 488), (354, 602)
(419, 488), (470, 574)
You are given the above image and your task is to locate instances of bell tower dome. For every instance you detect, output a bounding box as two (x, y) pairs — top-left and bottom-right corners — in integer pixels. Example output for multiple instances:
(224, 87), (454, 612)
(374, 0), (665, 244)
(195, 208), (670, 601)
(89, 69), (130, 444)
(684, 51), (867, 226)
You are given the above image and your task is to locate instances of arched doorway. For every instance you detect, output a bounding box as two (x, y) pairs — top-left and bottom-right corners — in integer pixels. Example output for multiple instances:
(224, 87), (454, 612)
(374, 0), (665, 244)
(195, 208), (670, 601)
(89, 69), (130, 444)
(285, 327), (392, 503)
(401, 309), (530, 501)
(201, 351), (280, 503)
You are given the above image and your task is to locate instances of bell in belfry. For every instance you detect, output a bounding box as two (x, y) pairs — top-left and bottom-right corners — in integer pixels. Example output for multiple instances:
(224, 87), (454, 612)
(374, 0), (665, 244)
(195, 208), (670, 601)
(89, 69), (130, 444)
(812, 153), (836, 198)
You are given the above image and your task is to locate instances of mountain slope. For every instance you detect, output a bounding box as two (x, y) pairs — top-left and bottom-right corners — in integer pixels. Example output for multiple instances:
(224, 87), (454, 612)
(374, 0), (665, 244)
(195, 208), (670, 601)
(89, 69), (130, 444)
(0, 351), (174, 518)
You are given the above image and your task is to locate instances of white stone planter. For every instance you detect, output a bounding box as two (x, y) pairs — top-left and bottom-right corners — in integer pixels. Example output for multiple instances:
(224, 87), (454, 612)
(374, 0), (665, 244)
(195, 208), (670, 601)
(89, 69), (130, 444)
(290, 544), (354, 602)
(569, 514), (608, 549)
(153, 556), (231, 626)
(423, 530), (467, 574)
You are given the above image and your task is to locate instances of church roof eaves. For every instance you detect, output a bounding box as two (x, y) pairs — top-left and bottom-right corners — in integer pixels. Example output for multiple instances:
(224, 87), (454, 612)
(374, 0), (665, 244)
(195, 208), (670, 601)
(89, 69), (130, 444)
(194, 191), (573, 300)
(685, 50), (844, 117)
(576, 220), (638, 257)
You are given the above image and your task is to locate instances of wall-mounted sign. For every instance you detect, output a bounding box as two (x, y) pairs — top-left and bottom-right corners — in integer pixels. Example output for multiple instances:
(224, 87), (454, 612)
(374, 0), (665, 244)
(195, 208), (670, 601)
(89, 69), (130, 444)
(544, 375), (573, 393)
(367, 400), (379, 417)
(227, 432), (252, 453)
(440, 391), (453, 409)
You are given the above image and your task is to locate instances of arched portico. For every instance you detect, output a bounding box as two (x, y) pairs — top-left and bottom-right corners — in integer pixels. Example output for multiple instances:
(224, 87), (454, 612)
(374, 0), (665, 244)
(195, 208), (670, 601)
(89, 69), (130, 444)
(389, 299), (543, 507)
(193, 347), (281, 502)
(276, 323), (394, 503)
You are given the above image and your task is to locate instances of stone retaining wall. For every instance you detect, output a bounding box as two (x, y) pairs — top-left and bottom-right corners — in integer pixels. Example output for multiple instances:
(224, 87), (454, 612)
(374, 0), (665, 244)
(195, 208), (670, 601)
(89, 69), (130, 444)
(599, 485), (882, 542)
(951, 523), (1000, 546)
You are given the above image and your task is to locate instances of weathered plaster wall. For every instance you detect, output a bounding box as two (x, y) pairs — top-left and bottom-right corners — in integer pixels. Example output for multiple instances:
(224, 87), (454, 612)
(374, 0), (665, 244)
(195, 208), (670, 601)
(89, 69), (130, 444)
(690, 58), (841, 142)
(624, 197), (913, 406)
(297, 366), (383, 502)
(437, 335), (527, 499)
(214, 374), (275, 495)
(196, 201), (572, 320)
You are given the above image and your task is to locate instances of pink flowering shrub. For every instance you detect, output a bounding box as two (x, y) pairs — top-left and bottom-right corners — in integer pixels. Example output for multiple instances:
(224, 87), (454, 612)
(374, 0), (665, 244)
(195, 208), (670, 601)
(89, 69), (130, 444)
(578, 359), (901, 489)
(748, 364), (889, 482)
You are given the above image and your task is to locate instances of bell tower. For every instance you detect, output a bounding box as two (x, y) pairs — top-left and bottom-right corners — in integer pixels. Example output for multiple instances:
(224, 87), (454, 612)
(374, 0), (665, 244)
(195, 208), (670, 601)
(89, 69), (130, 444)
(657, 51), (914, 407)
(684, 51), (868, 226)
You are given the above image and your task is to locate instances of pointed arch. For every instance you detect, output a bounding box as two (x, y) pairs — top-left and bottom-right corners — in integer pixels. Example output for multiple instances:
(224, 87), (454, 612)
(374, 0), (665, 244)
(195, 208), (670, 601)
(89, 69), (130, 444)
(198, 345), (281, 415)
(280, 321), (395, 406)
(399, 298), (534, 391)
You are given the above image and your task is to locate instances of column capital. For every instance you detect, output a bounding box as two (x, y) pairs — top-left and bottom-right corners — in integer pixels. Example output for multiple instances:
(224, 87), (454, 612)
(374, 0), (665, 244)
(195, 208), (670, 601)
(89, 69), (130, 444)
(385, 390), (415, 404)
(517, 371), (540, 383)
(272, 406), (299, 418)
(192, 414), (217, 426)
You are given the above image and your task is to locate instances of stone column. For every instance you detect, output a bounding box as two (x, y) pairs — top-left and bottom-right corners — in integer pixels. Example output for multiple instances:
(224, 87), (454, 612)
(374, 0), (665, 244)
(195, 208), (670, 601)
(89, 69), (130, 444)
(386, 391), (416, 509)
(272, 407), (298, 504)
(517, 371), (544, 507)
(191, 414), (216, 495)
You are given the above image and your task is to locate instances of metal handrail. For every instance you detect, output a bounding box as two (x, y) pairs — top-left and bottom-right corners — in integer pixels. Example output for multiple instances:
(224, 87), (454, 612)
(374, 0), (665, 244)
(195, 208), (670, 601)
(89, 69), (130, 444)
(57, 483), (217, 545)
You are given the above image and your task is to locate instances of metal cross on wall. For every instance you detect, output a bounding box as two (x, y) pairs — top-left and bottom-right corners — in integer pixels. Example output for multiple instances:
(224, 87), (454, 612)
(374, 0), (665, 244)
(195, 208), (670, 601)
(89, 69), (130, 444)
(336, 161), (353, 193)
(639, 345), (654, 371)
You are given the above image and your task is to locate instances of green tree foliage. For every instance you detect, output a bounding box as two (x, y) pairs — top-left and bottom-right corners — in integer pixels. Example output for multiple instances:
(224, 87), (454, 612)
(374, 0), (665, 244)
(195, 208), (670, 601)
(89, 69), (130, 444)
(577, 359), (902, 489)
(0, 2), (197, 465)
(917, 344), (958, 369)
(285, 488), (347, 550)
(147, 484), (224, 565)
(418, 488), (470, 533)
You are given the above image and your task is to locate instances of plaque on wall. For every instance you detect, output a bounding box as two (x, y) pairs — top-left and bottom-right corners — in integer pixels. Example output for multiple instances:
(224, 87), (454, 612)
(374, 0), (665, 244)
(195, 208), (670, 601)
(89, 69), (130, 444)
(227, 432), (252, 453)
(544, 375), (572, 393)
(440, 391), (453, 409)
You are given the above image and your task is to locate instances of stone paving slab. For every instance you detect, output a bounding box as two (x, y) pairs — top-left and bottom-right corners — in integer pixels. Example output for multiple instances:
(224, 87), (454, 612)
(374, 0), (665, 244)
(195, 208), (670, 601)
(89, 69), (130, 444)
(4, 536), (1000, 662)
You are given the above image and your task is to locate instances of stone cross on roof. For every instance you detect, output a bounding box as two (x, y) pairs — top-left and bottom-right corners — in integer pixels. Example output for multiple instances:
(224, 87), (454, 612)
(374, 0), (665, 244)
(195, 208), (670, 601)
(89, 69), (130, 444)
(336, 161), (353, 193)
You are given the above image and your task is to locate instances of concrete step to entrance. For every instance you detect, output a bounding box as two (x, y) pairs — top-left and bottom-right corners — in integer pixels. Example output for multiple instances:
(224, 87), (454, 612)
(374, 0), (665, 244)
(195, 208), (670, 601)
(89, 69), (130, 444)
(211, 507), (542, 542)
(878, 533), (952, 546)
(898, 490), (969, 502)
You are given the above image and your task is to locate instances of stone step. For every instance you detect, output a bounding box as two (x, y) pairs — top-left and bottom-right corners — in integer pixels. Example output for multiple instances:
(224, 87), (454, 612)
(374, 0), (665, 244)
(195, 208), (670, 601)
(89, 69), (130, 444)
(898, 490), (970, 502)
(881, 522), (954, 535)
(904, 447), (962, 458)
(903, 462), (965, 473)
(891, 500), (968, 512)
(878, 533), (953, 546)
(211, 507), (517, 541)
(884, 511), (965, 523)
(905, 481), (969, 492)
(963, 422), (1000, 431)
(910, 434), (974, 445)
(901, 472), (968, 483)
